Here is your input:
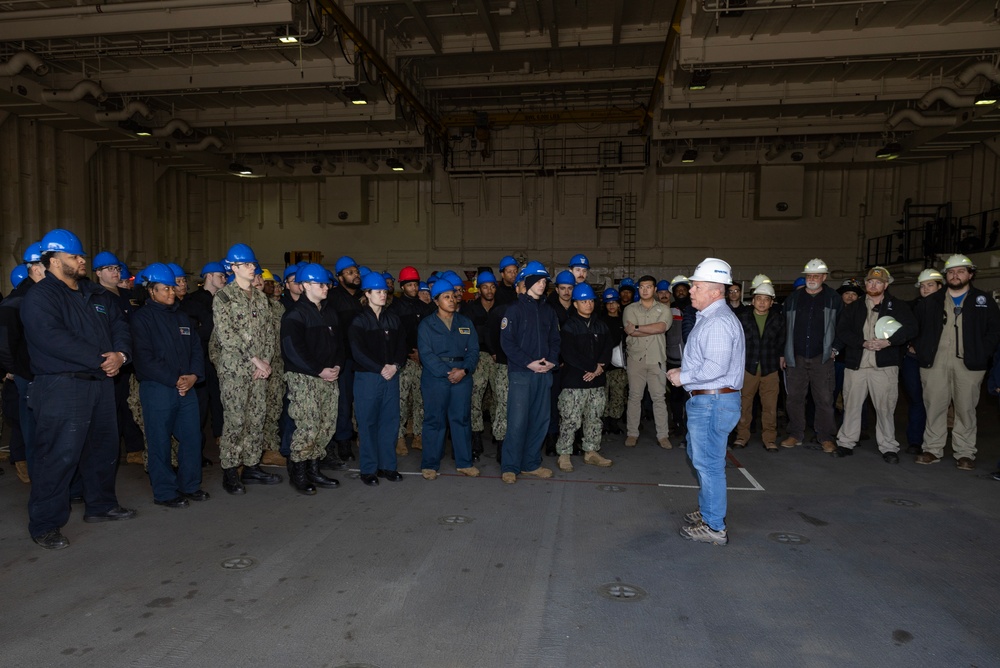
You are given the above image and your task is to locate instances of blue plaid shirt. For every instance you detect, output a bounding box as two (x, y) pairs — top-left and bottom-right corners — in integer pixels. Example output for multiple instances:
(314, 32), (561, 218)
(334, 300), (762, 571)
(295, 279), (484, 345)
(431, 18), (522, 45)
(679, 298), (746, 391)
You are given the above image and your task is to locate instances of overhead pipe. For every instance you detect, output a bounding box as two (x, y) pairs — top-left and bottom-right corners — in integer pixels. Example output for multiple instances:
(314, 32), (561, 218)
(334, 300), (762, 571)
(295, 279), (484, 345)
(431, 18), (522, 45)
(0, 0), (272, 21)
(151, 119), (193, 137)
(917, 87), (977, 110)
(702, 0), (910, 13)
(174, 136), (224, 151)
(954, 62), (1000, 89)
(817, 135), (846, 160)
(887, 108), (958, 128)
(41, 79), (108, 103)
(95, 101), (153, 122)
(0, 51), (48, 76)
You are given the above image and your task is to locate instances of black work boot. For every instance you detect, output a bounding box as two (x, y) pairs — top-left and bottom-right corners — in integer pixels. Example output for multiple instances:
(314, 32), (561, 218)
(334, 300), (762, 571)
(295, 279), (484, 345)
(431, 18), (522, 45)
(472, 431), (484, 455)
(289, 461), (316, 496)
(320, 446), (347, 471)
(222, 467), (245, 495)
(544, 434), (557, 457)
(241, 464), (282, 485)
(495, 440), (503, 465)
(306, 459), (340, 488)
(336, 440), (355, 461)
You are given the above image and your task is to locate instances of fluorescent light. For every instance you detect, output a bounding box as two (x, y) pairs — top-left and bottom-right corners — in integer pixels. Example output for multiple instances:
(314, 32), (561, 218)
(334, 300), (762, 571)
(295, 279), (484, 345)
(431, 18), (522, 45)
(681, 149), (698, 163)
(875, 142), (902, 160)
(278, 36), (298, 44)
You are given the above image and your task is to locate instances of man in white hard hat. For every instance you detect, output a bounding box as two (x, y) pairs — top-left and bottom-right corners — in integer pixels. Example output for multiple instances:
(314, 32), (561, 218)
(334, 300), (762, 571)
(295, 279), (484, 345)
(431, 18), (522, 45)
(733, 282), (785, 451)
(667, 258), (744, 546)
(912, 254), (1000, 469)
(830, 267), (916, 463)
(780, 258), (842, 452)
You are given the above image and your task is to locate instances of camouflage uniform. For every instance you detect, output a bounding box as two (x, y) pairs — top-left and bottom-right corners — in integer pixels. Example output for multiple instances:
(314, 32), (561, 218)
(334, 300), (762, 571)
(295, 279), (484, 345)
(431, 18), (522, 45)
(398, 359), (423, 438)
(470, 352), (498, 432)
(285, 372), (339, 462)
(263, 299), (285, 451)
(210, 281), (275, 469)
(557, 387), (607, 454)
(491, 362), (509, 440)
(604, 368), (627, 419)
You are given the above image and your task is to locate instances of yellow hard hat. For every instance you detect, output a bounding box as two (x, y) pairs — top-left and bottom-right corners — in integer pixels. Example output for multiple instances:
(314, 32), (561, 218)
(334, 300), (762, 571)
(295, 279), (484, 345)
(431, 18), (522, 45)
(261, 268), (275, 281)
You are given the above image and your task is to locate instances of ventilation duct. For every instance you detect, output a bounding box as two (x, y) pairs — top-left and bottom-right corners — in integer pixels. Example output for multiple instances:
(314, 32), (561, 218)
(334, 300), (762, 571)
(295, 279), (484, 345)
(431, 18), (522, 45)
(151, 119), (193, 137)
(174, 136), (224, 151)
(95, 101), (154, 122)
(887, 108), (958, 129)
(954, 62), (1000, 89)
(0, 51), (48, 76)
(41, 79), (108, 103)
(917, 87), (977, 110)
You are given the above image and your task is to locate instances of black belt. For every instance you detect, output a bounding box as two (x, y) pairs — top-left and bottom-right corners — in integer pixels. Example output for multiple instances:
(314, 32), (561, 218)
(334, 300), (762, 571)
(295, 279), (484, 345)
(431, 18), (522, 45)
(440, 356), (464, 362)
(60, 372), (105, 381)
(690, 388), (738, 396)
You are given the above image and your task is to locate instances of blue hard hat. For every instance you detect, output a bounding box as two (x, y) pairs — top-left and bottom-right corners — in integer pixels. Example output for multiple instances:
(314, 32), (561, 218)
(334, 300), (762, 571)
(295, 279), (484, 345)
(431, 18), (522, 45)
(358, 266), (371, 279)
(602, 288), (620, 303)
(119, 262), (132, 281)
(253, 264), (263, 276)
(140, 263), (178, 287)
(499, 255), (518, 271)
(569, 254), (590, 269)
(619, 277), (635, 289)
(476, 271), (497, 286)
(431, 280), (455, 299)
(201, 261), (226, 277)
(41, 229), (86, 256)
(572, 283), (596, 301)
(296, 262), (329, 284)
(656, 279), (671, 291)
(224, 243), (256, 265)
(22, 242), (44, 263)
(92, 251), (121, 271)
(10, 265), (28, 289)
(427, 274), (439, 286)
(361, 271), (388, 291)
(226, 273), (235, 283)
(167, 263), (186, 278)
(441, 270), (463, 287)
(523, 261), (549, 278)
(554, 270), (575, 286)
(515, 268), (526, 283)
(282, 265), (298, 281)
(382, 271), (393, 281)
(793, 277), (807, 289)
(335, 256), (358, 274)
(325, 268), (336, 283)
(418, 281), (430, 292)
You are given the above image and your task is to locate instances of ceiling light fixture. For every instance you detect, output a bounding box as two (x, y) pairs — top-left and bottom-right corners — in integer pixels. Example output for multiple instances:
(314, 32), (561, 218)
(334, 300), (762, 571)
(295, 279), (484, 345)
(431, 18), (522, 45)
(229, 162), (253, 176)
(875, 142), (902, 160)
(386, 158), (405, 172)
(681, 149), (698, 163)
(344, 86), (368, 105)
(276, 26), (298, 44)
(688, 70), (711, 91)
(119, 119), (152, 136)
(974, 87), (999, 106)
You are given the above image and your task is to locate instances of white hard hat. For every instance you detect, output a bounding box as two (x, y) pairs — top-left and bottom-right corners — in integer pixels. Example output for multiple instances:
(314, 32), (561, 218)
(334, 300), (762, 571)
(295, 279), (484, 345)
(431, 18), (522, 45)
(750, 273), (772, 290)
(942, 254), (975, 272)
(915, 268), (944, 287)
(670, 275), (691, 287)
(689, 258), (733, 285)
(865, 266), (893, 285)
(803, 258), (830, 274)
(753, 283), (776, 298)
(874, 316), (902, 339)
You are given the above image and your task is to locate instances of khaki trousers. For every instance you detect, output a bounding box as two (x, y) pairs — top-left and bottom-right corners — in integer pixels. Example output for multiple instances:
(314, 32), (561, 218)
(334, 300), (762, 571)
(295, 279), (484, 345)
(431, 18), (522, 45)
(736, 370), (779, 445)
(836, 366), (899, 453)
(920, 357), (985, 460)
(626, 361), (669, 439)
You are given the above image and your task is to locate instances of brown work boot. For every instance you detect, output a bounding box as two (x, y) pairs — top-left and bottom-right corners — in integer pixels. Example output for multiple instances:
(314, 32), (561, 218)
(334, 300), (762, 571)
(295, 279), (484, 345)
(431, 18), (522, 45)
(260, 450), (287, 467)
(915, 452), (941, 465)
(421, 468), (438, 480)
(584, 451), (613, 467)
(395, 437), (409, 456)
(126, 451), (144, 465)
(624, 435), (638, 447)
(658, 437), (673, 450)
(521, 466), (553, 479)
(780, 436), (801, 449)
(14, 460), (30, 484)
(557, 454), (573, 472)
(412, 435), (423, 450)
(820, 441), (836, 453)
(956, 457), (975, 470)
(456, 466), (480, 477)
(501, 472), (516, 484)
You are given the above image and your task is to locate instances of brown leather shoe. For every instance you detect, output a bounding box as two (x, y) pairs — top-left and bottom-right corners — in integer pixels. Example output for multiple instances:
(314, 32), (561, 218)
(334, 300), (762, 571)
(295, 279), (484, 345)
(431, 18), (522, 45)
(624, 435), (638, 447)
(14, 460), (30, 484)
(658, 437), (673, 450)
(412, 435), (423, 450)
(126, 451), (144, 465)
(956, 457), (975, 470)
(557, 454), (573, 472)
(395, 437), (409, 456)
(821, 441), (836, 453)
(780, 436), (801, 448)
(915, 452), (941, 465)
(584, 451), (613, 467)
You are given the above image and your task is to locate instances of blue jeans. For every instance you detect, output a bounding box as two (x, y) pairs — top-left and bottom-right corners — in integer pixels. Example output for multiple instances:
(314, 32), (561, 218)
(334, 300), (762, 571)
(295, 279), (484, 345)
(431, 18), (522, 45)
(421, 374), (474, 470)
(502, 371), (552, 474)
(140, 381), (203, 501)
(353, 371), (400, 474)
(686, 392), (741, 532)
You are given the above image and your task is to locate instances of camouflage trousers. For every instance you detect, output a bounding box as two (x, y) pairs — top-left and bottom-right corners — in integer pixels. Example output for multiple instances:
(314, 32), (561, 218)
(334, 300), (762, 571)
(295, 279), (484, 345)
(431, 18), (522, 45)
(557, 387), (607, 454)
(128, 374), (177, 469)
(471, 352), (498, 432)
(604, 368), (627, 419)
(491, 363), (509, 440)
(398, 359), (423, 438)
(263, 358), (284, 451)
(218, 363), (268, 469)
(286, 372), (339, 463)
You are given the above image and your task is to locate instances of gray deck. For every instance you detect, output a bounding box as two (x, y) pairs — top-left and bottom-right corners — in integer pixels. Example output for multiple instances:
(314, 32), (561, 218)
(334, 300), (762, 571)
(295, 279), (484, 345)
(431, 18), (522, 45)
(1, 413), (999, 668)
